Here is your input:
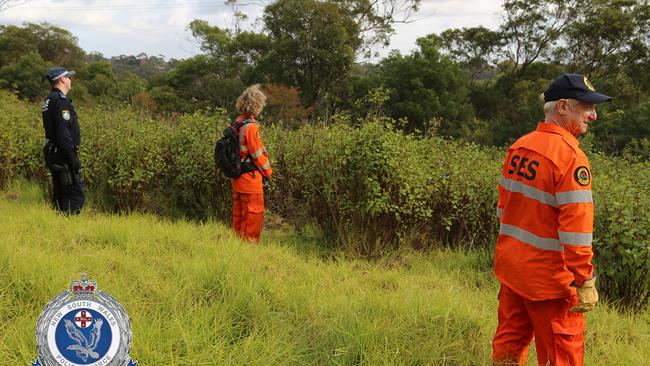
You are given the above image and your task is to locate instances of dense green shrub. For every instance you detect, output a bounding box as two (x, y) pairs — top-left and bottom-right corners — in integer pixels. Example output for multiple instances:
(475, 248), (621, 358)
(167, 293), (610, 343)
(1, 91), (648, 309)
(0, 92), (46, 187)
(268, 120), (501, 254)
(590, 154), (650, 308)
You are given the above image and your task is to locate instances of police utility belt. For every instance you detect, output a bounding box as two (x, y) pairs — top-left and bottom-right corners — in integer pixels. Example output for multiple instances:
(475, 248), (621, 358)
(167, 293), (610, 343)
(43, 139), (79, 186)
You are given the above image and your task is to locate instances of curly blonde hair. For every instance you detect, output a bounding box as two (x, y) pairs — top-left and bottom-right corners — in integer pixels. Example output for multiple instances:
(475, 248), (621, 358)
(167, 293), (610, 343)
(236, 84), (267, 116)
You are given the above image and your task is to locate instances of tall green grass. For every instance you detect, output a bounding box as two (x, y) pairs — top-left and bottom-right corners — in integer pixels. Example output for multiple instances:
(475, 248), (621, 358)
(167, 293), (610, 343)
(0, 182), (648, 365)
(1, 92), (649, 308)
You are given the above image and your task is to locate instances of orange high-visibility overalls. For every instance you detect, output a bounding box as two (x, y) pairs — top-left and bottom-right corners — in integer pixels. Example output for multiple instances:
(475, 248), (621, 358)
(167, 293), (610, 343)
(492, 123), (594, 366)
(231, 115), (272, 243)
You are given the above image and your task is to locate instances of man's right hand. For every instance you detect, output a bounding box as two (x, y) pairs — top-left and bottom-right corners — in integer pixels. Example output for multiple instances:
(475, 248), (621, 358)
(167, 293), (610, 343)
(570, 277), (598, 313)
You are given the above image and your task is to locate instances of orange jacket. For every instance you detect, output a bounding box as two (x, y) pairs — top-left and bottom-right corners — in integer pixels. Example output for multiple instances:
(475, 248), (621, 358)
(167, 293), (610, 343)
(495, 123), (595, 301)
(232, 115), (272, 194)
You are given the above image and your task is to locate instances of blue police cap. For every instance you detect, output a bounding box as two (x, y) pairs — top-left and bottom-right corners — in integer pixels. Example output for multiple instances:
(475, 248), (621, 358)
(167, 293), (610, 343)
(46, 67), (75, 82)
(543, 74), (612, 104)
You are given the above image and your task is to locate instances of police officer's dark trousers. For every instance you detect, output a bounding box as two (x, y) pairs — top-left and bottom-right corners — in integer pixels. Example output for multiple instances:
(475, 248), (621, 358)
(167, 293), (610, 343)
(50, 166), (84, 215)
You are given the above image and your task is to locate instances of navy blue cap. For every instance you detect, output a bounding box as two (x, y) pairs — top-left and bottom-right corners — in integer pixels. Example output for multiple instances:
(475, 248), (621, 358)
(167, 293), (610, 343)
(543, 74), (612, 104)
(46, 67), (75, 82)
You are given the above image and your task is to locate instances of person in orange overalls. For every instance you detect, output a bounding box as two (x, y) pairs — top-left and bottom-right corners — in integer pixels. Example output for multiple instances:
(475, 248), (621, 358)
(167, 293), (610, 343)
(492, 74), (612, 366)
(231, 85), (272, 243)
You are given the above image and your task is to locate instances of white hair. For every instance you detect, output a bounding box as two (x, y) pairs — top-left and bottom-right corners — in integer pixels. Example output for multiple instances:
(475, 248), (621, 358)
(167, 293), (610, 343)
(541, 93), (579, 116)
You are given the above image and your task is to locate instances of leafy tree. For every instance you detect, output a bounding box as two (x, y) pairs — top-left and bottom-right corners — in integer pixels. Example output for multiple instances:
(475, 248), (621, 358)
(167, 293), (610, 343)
(149, 85), (186, 113)
(27, 23), (85, 70)
(497, 0), (583, 76)
(329, 0), (421, 57)
(0, 24), (39, 66)
(109, 53), (178, 80)
(188, 19), (269, 82)
(190, 0), (419, 113)
(229, 0), (420, 57)
(436, 0), (591, 79)
(149, 54), (245, 113)
(0, 52), (50, 100)
(591, 100), (650, 156)
(0, 23), (85, 70)
(116, 72), (146, 103)
(435, 27), (502, 80)
(262, 0), (362, 110)
(554, 0), (650, 80)
(86, 51), (105, 63)
(261, 83), (311, 127)
(429, 0), (650, 150)
(86, 60), (113, 78)
(131, 90), (158, 112)
(378, 35), (474, 136)
(330, 62), (384, 121)
(84, 60), (117, 98)
(157, 20), (271, 112)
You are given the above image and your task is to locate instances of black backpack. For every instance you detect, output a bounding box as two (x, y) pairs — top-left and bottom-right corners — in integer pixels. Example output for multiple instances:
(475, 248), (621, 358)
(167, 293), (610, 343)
(214, 119), (257, 178)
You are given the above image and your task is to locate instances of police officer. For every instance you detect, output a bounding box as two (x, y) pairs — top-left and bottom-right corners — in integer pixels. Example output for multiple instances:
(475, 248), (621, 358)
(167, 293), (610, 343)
(42, 67), (85, 215)
(492, 74), (611, 365)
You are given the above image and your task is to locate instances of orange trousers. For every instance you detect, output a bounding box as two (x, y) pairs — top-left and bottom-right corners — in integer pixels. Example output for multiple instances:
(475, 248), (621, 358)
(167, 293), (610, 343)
(232, 192), (265, 243)
(492, 284), (585, 366)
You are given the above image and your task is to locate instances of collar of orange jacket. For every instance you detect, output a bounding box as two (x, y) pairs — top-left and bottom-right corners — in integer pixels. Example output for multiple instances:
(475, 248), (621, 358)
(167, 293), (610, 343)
(536, 122), (580, 149)
(238, 113), (257, 121)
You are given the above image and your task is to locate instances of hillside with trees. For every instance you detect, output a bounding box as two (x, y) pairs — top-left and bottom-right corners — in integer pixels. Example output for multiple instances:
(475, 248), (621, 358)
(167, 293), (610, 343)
(1, 2), (649, 363)
(1, 0), (649, 158)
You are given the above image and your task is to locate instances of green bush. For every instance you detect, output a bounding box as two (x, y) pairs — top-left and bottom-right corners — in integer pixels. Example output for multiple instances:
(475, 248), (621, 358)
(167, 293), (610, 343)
(590, 154), (650, 308)
(0, 92), (46, 188)
(1, 91), (648, 309)
(268, 120), (501, 254)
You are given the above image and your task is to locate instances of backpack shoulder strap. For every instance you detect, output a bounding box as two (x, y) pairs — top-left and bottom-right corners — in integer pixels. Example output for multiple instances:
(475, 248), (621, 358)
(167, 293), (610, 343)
(231, 118), (253, 131)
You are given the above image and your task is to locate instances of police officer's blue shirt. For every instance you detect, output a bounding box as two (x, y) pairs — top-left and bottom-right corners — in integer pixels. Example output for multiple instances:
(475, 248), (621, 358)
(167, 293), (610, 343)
(41, 88), (81, 168)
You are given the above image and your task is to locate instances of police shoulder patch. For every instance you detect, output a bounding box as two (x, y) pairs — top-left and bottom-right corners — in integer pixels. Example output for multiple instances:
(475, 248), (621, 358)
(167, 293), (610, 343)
(574, 166), (591, 186)
(62, 110), (71, 120)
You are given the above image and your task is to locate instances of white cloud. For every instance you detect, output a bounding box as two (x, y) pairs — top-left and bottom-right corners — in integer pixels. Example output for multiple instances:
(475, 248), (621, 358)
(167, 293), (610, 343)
(1, 0), (505, 60)
(418, 0), (503, 16)
(375, 0), (503, 58)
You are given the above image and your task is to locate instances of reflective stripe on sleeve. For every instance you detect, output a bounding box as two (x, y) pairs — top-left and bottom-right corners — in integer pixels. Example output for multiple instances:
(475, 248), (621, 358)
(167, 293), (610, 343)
(240, 145), (249, 152)
(499, 224), (562, 252)
(556, 190), (593, 205)
(500, 176), (557, 207)
(558, 231), (593, 246)
(251, 147), (267, 159)
(497, 207), (503, 219)
(260, 161), (270, 171)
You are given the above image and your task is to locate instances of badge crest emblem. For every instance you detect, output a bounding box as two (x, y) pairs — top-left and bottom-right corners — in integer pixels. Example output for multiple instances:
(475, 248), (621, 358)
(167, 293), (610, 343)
(574, 166), (591, 186)
(33, 274), (137, 366)
(62, 110), (71, 121)
(583, 76), (595, 92)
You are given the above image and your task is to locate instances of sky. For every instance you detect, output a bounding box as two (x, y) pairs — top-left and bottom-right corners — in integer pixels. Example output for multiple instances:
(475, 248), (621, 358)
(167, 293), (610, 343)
(0, 0), (504, 60)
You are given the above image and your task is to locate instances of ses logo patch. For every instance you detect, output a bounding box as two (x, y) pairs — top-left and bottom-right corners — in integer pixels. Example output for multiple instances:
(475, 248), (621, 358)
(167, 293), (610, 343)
(574, 166), (591, 186)
(33, 274), (137, 366)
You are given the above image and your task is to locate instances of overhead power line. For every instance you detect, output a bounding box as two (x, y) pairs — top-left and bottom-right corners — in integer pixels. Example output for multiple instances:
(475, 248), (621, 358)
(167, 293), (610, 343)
(0, 0), (26, 12)
(13, 0), (263, 12)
